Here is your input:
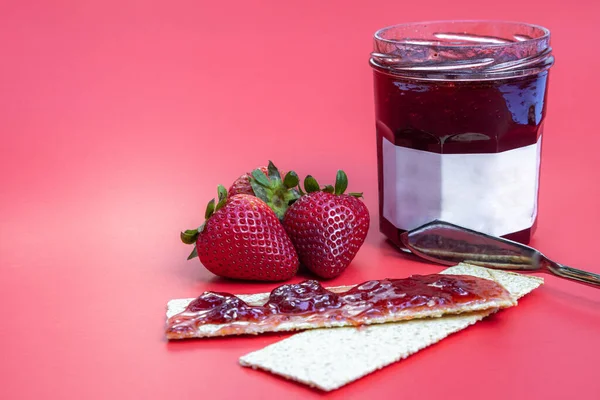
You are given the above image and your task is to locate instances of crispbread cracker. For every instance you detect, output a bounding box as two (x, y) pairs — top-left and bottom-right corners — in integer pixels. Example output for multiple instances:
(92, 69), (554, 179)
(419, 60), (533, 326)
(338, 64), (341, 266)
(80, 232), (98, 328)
(238, 264), (543, 391)
(166, 273), (515, 338)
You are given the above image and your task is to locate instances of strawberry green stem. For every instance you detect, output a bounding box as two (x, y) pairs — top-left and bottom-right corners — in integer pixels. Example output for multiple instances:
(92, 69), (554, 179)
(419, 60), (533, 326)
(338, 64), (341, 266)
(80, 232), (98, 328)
(249, 161), (301, 220)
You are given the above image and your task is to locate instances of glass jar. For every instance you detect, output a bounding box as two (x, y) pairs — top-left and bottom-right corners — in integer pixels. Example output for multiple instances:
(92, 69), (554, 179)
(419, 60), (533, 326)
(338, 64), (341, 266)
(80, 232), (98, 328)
(370, 21), (554, 246)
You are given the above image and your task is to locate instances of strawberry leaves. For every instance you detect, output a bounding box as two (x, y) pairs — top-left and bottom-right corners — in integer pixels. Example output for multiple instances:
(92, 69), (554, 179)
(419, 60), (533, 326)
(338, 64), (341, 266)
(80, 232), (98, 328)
(187, 246), (198, 260)
(299, 170), (363, 198)
(204, 199), (216, 219)
(252, 169), (272, 187)
(303, 176), (320, 193)
(323, 185), (334, 194)
(216, 184), (228, 211)
(283, 171), (299, 189)
(249, 161), (301, 220)
(180, 229), (199, 244)
(334, 170), (348, 195)
(267, 160), (282, 181)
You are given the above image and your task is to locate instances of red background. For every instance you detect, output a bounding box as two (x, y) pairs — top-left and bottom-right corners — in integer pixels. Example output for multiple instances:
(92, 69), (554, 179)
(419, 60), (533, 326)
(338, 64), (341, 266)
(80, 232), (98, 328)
(1, 1), (599, 399)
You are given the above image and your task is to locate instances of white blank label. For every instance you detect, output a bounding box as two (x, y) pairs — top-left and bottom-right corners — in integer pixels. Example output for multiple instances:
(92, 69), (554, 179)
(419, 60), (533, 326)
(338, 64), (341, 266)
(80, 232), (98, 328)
(382, 136), (541, 237)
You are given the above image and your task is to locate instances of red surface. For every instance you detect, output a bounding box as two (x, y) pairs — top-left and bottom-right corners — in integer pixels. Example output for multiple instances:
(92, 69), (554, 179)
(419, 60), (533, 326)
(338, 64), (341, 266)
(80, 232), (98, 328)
(1, 1), (599, 399)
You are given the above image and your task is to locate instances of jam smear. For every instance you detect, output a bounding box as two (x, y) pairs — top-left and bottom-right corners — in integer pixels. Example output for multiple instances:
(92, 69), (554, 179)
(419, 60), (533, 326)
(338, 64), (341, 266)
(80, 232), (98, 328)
(166, 274), (511, 338)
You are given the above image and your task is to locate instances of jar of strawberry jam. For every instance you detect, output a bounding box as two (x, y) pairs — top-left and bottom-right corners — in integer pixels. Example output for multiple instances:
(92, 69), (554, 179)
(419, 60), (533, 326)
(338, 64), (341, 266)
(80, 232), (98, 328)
(370, 21), (554, 246)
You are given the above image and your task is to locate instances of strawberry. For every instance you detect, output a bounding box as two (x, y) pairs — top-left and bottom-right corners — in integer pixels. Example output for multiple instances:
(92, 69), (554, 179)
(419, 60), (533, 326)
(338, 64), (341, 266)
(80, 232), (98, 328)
(228, 161), (300, 220)
(282, 171), (370, 279)
(181, 186), (299, 281)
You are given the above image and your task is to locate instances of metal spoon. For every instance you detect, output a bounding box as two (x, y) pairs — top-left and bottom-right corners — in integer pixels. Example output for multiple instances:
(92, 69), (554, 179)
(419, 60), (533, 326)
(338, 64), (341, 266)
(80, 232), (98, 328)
(400, 220), (600, 288)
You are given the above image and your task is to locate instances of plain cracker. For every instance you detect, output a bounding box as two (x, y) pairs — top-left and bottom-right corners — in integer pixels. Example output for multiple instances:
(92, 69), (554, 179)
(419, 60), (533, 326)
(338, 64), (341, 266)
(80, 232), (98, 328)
(237, 264), (543, 391)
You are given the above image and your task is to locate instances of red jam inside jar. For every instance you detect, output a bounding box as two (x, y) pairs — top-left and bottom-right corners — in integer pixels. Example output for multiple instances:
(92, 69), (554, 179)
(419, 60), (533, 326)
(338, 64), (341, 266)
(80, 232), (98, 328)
(370, 21), (554, 246)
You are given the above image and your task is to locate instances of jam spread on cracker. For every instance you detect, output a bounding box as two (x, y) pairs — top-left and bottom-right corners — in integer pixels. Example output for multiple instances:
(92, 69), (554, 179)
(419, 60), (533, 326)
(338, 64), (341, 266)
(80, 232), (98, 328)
(166, 274), (511, 338)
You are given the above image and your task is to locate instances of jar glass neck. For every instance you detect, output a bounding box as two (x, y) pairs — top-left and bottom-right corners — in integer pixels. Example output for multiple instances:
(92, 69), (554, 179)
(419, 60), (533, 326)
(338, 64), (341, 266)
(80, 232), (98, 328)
(370, 21), (554, 81)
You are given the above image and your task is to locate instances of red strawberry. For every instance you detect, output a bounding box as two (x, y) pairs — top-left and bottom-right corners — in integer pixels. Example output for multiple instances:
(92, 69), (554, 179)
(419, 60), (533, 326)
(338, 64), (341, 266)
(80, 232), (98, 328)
(283, 171), (370, 279)
(228, 161), (300, 220)
(181, 186), (299, 281)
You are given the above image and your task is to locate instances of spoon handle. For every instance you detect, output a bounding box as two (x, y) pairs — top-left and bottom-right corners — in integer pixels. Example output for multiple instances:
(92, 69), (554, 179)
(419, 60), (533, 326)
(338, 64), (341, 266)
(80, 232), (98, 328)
(545, 262), (600, 288)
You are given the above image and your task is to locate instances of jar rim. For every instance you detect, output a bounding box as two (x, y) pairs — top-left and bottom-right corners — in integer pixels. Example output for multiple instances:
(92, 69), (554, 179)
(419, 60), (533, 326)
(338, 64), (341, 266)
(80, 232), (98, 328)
(374, 20), (550, 49)
(371, 20), (553, 80)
